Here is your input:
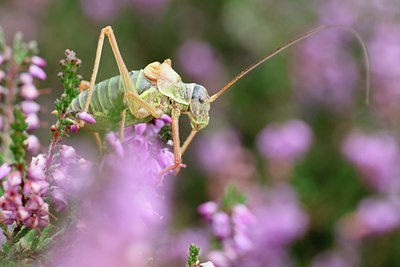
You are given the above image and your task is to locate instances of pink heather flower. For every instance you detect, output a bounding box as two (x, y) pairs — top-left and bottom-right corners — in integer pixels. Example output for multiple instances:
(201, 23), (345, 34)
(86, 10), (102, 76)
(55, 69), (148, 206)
(106, 132), (124, 157)
(208, 251), (230, 267)
(19, 72), (33, 84)
(134, 123), (147, 135)
(25, 113), (40, 131)
(356, 196), (400, 235)
(29, 64), (47, 80)
(60, 145), (77, 162)
(293, 30), (359, 113)
(1, 210), (16, 225)
(78, 112), (96, 124)
(212, 212), (232, 239)
(53, 169), (67, 187)
(342, 130), (400, 193)
(17, 207), (30, 221)
(23, 180), (49, 195)
(31, 56), (47, 67)
(200, 261), (216, 267)
(21, 84), (39, 100)
(251, 183), (309, 248)
(232, 204), (257, 231)
(160, 114), (172, 124)
(70, 123), (79, 133)
(0, 163), (12, 180)
(0, 116), (2, 131)
(50, 188), (67, 212)
(21, 100), (40, 114)
(198, 201), (218, 220)
(27, 164), (46, 181)
(0, 54), (4, 65)
(153, 119), (165, 132)
(257, 119), (313, 162)
(3, 171), (22, 190)
(158, 148), (174, 170)
(26, 135), (40, 154)
(31, 154), (47, 170)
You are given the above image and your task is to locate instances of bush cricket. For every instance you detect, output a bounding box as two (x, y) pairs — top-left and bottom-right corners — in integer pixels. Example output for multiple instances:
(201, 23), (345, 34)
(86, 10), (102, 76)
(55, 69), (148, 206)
(67, 25), (370, 178)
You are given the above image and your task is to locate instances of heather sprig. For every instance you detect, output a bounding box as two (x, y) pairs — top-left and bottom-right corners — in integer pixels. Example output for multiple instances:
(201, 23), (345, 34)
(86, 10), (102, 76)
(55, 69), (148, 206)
(187, 244), (215, 267)
(187, 243), (200, 267)
(54, 49), (81, 117)
(0, 29), (46, 163)
(10, 108), (28, 168)
(47, 50), (84, 167)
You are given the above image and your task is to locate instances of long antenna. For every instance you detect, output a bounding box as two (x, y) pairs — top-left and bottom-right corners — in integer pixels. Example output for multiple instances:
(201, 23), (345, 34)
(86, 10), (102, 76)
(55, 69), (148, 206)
(209, 25), (371, 104)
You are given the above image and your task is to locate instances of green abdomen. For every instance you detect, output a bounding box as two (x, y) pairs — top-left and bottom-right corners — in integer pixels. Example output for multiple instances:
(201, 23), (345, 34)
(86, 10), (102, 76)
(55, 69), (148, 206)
(67, 70), (153, 132)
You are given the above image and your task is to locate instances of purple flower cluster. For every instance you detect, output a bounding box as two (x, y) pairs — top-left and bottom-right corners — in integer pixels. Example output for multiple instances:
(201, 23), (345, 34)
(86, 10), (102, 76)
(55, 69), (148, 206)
(257, 119), (313, 179)
(0, 47), (46, 155)
(46, 145), (93, 212)
(257, 119), (313, 163)
(52, 118), (174, 266)
(103, 117), (174, 185)
(198, 200), (257, 266)
(368, 23), (400, 120)
(20, 57), (46, 139)
(0, 156), (49, 228)
(198, 183), (309, 267)
(338, 195), (400, 239)
(292, 30), (359, 113)
(342, 130), (400, 193)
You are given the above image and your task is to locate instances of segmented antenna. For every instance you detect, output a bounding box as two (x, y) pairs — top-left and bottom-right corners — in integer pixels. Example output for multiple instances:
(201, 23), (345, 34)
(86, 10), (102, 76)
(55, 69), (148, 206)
(209, 25), (371, 104)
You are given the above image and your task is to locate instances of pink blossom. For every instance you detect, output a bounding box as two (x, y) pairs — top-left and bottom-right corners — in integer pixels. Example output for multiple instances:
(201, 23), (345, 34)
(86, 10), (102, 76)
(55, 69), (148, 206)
(27, 164), (46, 181)
(19, 72), (33, 84)
(29, 64), (47, 80)
(134, 123), (147, 135)
(21, 101), (40, 114)
(212, 212), (232, 239)
(78, 112), (96, 124)
(160, 114), (172, 124)
(342, 130), (400, 193)
(21, 84), (39, 100)
(70, 123), (79, 133)
(26, 135), (40, 154)
(200, 261), (216, 267)
(356, 196), (400, 235)
(60, 145), (77, 161)
(0, 163), (11, 180)
(25, 113), (40, 131)
(31, 56), (47, 67)
(257, 119), (313, 162)
(198, 201), (218, 220)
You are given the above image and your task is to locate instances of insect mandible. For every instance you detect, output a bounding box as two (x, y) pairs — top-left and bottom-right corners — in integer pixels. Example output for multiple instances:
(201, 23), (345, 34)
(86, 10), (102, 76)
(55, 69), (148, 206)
(67, 25), (371, 178)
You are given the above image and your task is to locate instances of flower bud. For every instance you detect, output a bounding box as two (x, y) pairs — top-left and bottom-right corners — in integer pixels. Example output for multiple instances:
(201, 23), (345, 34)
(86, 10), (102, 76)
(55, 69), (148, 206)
(21, 101), (40, 114)
(31, 56), (47, 67)
(78, 112), (96, 124)
(29, 64), (47, 80)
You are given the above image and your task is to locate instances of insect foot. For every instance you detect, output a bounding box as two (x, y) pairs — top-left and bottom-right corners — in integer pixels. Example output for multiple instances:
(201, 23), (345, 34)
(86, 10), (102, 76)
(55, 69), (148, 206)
(157, 161), (187, 186)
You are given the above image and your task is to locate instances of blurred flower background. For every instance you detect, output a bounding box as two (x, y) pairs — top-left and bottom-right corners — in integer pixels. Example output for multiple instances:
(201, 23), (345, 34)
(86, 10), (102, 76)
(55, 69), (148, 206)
(0, 0), (400, 266)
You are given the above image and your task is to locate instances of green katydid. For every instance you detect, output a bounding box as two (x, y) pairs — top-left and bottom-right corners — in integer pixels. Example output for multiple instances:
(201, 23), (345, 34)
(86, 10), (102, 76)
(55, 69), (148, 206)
(67, 25), (370, 177)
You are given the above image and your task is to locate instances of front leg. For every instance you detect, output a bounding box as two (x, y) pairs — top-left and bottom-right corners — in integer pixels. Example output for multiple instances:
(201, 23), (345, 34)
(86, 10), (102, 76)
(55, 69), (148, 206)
(158, 107), (186, 185)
